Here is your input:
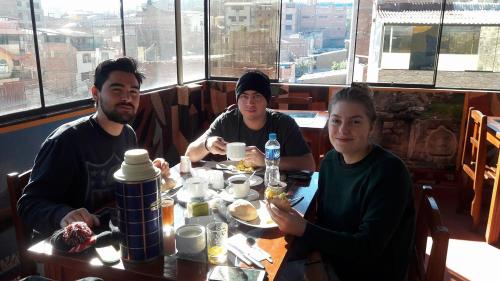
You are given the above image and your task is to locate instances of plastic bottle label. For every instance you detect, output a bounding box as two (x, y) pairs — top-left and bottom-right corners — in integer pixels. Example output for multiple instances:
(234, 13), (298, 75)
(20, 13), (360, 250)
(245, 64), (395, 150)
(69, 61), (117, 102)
(265, 147), (280, 160)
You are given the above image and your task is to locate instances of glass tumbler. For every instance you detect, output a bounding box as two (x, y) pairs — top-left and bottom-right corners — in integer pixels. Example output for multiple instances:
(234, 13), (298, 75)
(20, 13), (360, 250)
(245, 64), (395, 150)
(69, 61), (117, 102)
(206, 221), (228, 264)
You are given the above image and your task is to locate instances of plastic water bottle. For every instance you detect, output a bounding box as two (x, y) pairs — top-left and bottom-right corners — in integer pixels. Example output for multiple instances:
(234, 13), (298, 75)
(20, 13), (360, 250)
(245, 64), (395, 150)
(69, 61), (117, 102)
(264, 133), (281, 187)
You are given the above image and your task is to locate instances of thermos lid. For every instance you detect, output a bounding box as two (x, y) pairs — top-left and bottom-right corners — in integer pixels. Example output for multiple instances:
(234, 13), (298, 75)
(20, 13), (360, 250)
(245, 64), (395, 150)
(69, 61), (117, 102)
(114, 149), (160, 182)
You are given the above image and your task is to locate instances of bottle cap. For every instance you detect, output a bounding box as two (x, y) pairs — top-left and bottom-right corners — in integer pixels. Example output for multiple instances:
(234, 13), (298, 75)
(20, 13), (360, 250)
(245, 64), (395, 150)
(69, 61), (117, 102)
(269, 133), (277, 141)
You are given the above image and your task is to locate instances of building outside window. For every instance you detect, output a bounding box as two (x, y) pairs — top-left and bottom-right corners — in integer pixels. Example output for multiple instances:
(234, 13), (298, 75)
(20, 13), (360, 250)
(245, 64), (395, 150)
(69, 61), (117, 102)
(279, 0), (353, 84)
(124, 0), (177, 90)
(3, 0), (500, 119)
(0, 0), (40, 117)
(355, 0), (500, 89)
(209, 0), (280, 79)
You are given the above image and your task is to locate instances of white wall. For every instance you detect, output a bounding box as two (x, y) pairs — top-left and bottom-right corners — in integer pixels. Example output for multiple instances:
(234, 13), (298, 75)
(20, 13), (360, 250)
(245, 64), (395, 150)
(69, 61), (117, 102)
(380, 52), (479, 71)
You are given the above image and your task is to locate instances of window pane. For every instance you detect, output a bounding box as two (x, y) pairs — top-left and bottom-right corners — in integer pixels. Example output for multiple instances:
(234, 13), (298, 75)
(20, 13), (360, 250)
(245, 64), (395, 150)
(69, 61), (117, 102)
(210, 0), (280, 79)
(124, 0), (177, 90)
(436, 1), (500, 89)
(0, 0), (41, 116)
(354, 1), (438, 84)
(181, 0), (205, 83)
(279, 0), (353, 84)
(38, 0), (122, 106)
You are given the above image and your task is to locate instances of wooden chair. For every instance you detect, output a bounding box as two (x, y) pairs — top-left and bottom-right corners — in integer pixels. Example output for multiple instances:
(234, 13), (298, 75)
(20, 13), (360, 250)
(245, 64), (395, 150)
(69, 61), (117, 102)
(272, 96), (313, 110)
(7, 170), (37, 277)
(460, 107), (496, 229)
(409, 185), (449, 281)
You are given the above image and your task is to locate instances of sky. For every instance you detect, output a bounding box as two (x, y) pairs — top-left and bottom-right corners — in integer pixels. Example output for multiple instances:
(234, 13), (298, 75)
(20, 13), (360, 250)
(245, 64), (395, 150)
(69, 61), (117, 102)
(40, 0), (126, 15)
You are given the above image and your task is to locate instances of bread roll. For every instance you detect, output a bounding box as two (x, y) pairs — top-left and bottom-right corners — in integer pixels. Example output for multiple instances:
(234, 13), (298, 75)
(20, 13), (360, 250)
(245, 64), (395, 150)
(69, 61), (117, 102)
(228, 199), (258, 221)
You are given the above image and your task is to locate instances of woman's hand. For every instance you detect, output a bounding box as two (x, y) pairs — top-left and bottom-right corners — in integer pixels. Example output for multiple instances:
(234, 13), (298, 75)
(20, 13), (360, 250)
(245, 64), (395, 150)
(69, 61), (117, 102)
(244, 146), (265, 167)
(153, 158), (170, 179)
(266, 203), (307, 236)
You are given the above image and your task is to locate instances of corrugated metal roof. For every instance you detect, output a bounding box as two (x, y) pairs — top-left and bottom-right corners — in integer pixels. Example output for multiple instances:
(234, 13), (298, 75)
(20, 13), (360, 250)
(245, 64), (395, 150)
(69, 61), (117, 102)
(378, 9), (500, 25)
(377, 2), (500, 25)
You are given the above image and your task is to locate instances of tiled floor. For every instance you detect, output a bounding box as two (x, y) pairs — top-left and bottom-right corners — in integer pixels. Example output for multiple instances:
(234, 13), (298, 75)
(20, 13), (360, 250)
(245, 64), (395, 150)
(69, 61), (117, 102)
(431, 186), (500, 281)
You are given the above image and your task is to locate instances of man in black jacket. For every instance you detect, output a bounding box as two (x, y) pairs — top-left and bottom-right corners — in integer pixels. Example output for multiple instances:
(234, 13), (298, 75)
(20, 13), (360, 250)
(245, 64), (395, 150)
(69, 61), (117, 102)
(18, 57), (169, 236)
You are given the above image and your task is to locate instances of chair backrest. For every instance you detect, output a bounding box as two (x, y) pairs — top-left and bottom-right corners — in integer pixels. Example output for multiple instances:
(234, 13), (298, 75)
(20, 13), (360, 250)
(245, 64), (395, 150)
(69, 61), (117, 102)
(461, 107), (489, 179)
(273, 96), (313, 110)
(410, 185), (449, 281)
(7, 170), (37, 277)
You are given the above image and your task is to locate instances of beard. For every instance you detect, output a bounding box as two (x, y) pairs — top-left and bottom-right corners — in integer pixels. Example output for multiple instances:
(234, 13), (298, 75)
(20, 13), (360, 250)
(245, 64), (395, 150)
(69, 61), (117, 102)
(100, 101), (136, 124)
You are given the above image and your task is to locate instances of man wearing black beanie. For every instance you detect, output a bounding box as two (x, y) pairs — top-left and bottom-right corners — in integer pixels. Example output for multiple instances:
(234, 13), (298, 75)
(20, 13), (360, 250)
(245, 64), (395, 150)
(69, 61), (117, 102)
(185, 71), (315, 171)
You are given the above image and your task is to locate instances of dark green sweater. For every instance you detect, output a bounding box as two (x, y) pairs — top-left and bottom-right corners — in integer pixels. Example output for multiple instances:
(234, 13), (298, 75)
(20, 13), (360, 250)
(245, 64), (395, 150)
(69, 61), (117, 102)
(299, 145), (414, 281)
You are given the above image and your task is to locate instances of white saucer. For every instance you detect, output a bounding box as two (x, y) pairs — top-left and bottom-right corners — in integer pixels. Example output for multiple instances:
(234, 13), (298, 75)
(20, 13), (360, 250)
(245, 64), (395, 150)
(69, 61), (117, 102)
(219, 188), (260, 202)
(249, 175), (263, 186)
(176, 188), (217, 203)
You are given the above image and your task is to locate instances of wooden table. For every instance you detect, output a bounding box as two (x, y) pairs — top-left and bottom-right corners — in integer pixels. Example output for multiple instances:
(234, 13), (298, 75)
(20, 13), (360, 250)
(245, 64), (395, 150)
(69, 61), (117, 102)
(27, 163), (319, 280)
(276, 109), (329, 170)
(485, 116), (500, 244)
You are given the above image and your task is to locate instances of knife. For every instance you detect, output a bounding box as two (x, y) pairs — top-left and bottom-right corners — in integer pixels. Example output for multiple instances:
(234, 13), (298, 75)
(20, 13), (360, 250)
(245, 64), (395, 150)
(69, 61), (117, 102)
(255, 247), (273, 263)
(244, 251), (265, 269)
(227, 244), (252, 266)
(227, 243), (264, 269)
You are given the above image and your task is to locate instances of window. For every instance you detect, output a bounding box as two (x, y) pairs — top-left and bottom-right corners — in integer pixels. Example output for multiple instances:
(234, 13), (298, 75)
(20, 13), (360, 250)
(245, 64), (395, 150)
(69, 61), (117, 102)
(0, 0), (39, 117)
(239, 16), (246, 22)
(37, 0), (122, 107)
(82, 53), (91, 63)
(286, 14), (292, 20)
(280, 0), (353, 84)
(356, 0), (500, 89)
(354, 1), (438, 85)
(209, 0), (280, 79)
(123, 0), (177, 90)
(181, 0), (205, 83)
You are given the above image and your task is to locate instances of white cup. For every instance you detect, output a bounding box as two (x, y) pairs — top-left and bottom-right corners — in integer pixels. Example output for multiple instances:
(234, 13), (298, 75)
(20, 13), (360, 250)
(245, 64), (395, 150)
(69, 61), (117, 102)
(227, 175), (250, 199)
(180, 156), (191, 174)
(226, 142), (246, 161)
(186, 177), (208, 199)
(175, 224), (206, 255)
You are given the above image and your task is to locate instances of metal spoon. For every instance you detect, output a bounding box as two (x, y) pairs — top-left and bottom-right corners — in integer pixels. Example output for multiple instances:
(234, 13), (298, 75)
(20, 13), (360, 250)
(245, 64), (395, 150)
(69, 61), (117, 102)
(247, 169), (257, 182)
(246, 237), (273, 263)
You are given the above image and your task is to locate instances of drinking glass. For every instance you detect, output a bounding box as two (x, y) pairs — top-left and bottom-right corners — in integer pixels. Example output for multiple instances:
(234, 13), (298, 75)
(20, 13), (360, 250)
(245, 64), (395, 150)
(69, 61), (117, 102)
(161, 196), (174, 226)
(206, 221), (228, 264)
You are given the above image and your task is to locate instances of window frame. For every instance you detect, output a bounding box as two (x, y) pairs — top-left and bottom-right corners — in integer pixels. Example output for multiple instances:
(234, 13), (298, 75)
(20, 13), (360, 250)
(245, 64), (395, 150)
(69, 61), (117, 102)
(3, 0), (500, 127)
(1, 0), (204, 126)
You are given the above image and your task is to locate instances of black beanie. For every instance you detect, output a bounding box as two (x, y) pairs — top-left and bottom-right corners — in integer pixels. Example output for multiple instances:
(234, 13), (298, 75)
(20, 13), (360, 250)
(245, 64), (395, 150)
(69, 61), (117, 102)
(235, 71), (271, 104)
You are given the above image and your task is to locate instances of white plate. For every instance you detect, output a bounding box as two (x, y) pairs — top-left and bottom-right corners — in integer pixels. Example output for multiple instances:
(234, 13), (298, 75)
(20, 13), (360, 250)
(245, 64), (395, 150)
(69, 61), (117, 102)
(217, 161), (260, 175)
(176, 188), (217, 203)
(219, 188), (260, 203)
(230, 200), (278, 229)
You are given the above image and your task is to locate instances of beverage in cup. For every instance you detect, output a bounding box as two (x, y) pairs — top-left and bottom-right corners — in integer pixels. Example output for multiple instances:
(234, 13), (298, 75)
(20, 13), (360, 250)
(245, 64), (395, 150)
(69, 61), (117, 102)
(161, 196), (174, 226)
